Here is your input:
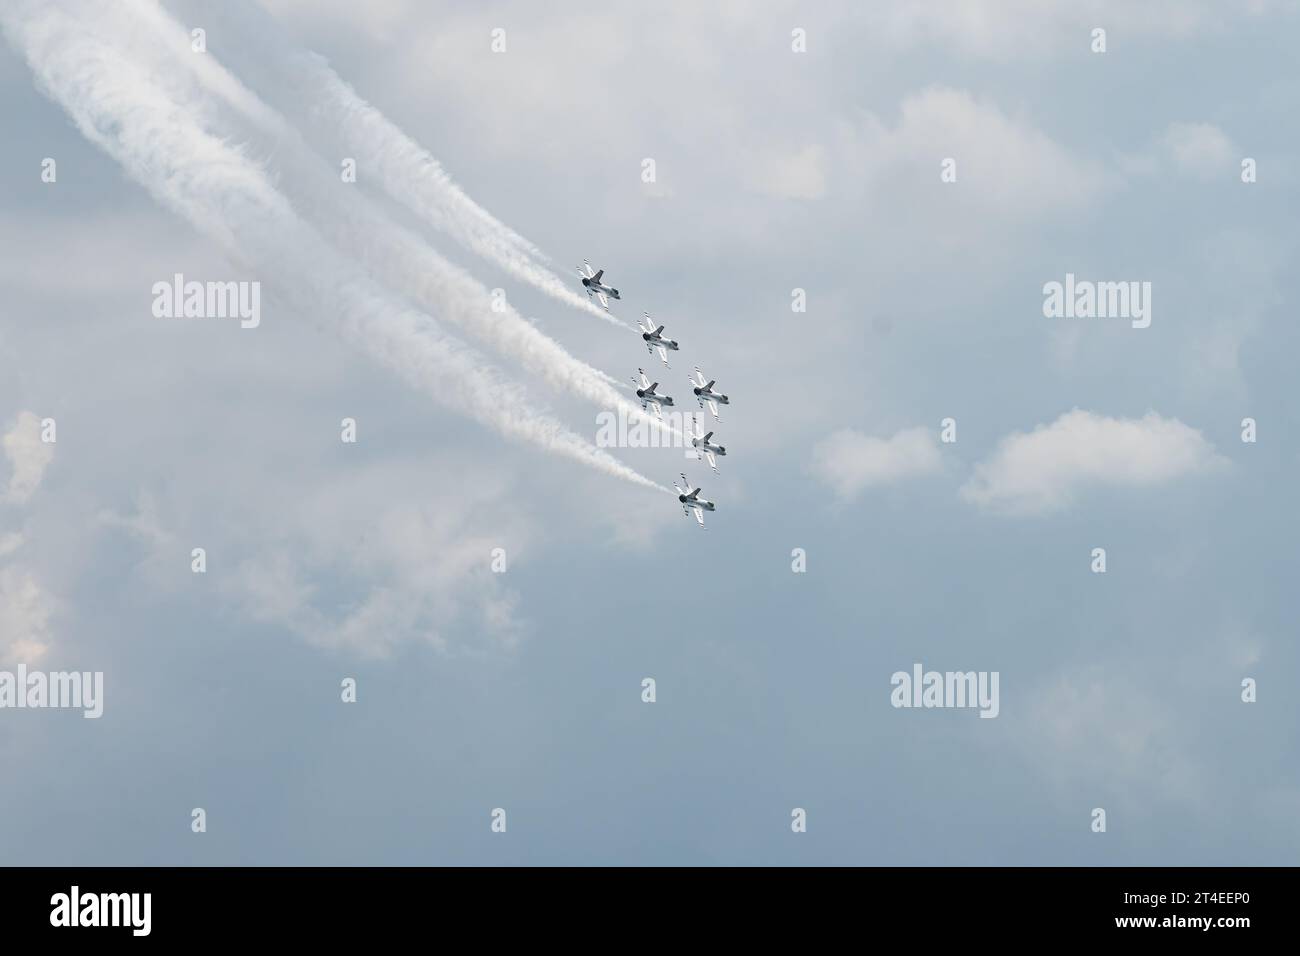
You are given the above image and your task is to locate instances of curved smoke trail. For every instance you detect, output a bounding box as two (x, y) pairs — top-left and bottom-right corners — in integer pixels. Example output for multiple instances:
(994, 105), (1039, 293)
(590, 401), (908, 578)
(1, 0), (670, 493)
(167, 0), (632, 329)
(108, 0), (681, 445)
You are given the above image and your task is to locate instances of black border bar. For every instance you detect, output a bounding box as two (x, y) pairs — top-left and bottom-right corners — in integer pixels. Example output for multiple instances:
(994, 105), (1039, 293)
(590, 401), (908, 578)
(0, 866), (1282, 941)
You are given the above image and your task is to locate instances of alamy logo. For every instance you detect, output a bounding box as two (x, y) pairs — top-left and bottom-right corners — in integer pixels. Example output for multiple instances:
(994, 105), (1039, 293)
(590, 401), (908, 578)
(0, 666), (103, 718)
(152, 273), (261, 328)
(50, 886), (151, 936)
(596, 409), (703, 458)
(890, 663), (1000, 718)
(1042, 272), (1151, 329)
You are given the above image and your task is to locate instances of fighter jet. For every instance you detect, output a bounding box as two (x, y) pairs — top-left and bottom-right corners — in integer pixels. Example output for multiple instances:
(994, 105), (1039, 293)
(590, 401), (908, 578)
(631, 368), (674, 418)
(673, 473), (716, 529)
(576, 260), (620, 311)
(690, 420), (727, 473)
(638, 313), (679, 368)
(689, 367), (730, 421)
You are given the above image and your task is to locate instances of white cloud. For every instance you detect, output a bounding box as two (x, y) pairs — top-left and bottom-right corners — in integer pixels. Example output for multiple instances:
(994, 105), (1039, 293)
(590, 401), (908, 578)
(1121, 121), (1238, 181)
(0, 413), (58, 663)
(2, 411), (54, 504)
(839, 86), (1111, 220)
(1160, 121), (1237, 180)
(213, 459), (533, 659)
(0, 567), (53, 665)
(961, 409), (1226, 514)
(89, 454), (533, 660)
(810, 426), (942, 499)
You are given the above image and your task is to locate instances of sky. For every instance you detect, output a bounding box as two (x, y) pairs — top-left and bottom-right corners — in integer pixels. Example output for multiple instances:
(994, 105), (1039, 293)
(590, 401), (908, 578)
(1, 0), (1297, 865)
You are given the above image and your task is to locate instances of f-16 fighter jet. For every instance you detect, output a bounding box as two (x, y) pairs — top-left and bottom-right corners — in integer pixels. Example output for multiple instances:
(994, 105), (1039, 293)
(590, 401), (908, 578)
(673, 473), (716, 529)
(639, 313), (679, 368)
(576, 260), (620, 310)
(689, 367), (729, 421)
(690, 420), (727, 473)
(632, 368), (674, 418)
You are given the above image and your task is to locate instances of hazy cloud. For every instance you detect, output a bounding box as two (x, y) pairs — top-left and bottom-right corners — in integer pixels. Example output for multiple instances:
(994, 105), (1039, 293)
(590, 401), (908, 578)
(810, 426), (942, 499)
(0, 566), (53, 664)
(838, 86), (1112, 221)
(1161, 121), (1238, 180)
(745, 144), (827, 200)
(2, 410), (53, 504)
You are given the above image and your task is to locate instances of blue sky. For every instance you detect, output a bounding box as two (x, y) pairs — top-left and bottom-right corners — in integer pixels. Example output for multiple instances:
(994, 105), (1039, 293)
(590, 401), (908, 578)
(1, 0), (1297, 864)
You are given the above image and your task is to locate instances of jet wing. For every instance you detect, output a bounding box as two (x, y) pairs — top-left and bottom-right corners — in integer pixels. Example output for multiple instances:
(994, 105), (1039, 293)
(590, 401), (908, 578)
(596, 291), (610, 310)
(656, 345), (670, 367)
(581, 262), (596, 278)
(706, 398), (720, 420)
(705, 450), (717, 472)
(692, 505), (706, 527)
(649, 399), (663, 420)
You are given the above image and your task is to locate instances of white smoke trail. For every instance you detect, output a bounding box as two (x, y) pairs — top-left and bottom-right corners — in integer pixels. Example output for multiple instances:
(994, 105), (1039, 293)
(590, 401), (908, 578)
(1, 0), (669, 494)
(113, 0), (680, 445)
(166, 0), (631, 329)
